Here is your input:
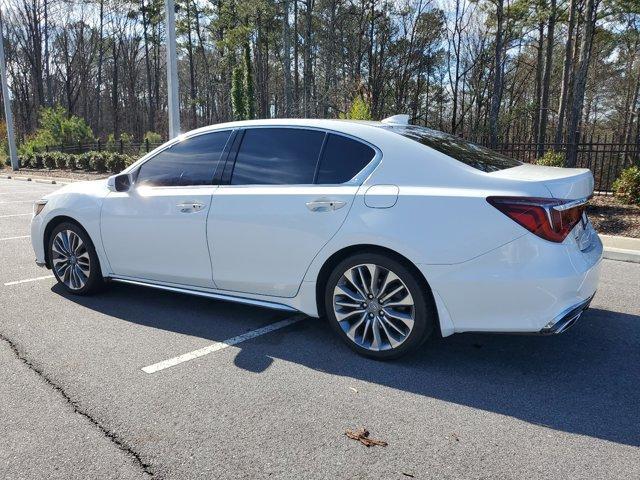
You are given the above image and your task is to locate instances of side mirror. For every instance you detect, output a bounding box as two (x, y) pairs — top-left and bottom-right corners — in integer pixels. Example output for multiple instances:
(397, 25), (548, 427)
(107, 173), (133, 192)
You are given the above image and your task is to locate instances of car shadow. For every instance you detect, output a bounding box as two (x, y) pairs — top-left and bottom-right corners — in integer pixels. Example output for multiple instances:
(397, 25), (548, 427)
(54, 282), (640, 448)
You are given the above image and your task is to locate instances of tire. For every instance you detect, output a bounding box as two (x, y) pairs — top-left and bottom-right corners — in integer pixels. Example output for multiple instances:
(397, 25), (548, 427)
(324, 252), (436, 360)
(48, 221), (104, 295)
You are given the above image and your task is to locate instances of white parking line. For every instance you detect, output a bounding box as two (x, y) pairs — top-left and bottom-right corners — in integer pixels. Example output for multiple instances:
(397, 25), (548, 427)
(0, 200), (34, 204)
(0, 213), (31, 218)
(0, 235), (30, 241)
(141, 315), (307, 374)
(4, 275), (55, 286)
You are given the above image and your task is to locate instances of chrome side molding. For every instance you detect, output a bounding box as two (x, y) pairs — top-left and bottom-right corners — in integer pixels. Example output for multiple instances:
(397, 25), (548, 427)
(109, 277), (298, 312)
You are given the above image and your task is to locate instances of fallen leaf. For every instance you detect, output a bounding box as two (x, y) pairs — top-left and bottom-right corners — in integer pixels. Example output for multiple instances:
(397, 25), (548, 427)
(345, 427), (388, 447)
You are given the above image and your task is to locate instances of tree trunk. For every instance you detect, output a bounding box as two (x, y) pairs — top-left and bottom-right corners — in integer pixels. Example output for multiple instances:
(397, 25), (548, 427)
(489, 0), (505, 148)
(293, 0), (299, 113)
(565, 0), (597, 167)
(555, 0), (577, 146)
(532, 19), (544, 145)
(96, 0), (105, 134)
(282, 0), (292, 116)
(141, 0), (155, 133)
(536, 0), (556, 156)
(302, 0), (314, 116)
(186, 0), (198, 128)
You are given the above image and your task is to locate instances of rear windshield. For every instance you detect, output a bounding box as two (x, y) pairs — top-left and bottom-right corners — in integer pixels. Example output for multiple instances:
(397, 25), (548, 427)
(382, 125), (521, 173)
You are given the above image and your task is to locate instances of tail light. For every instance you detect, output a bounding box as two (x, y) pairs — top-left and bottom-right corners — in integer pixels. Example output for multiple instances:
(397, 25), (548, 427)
(487, 196), (588, 243)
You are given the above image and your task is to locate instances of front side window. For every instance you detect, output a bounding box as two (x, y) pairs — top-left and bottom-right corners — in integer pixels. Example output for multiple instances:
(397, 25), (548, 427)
(316, 134), (376, 184)
(382, 125), (521, 173)
(230, 128), (325, 185)
(137, 130), (231, 186)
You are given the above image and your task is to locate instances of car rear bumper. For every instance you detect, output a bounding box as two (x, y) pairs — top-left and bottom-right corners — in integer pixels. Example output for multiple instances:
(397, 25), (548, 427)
(420, 228), (602, 335)
(539, 294), (594, 335)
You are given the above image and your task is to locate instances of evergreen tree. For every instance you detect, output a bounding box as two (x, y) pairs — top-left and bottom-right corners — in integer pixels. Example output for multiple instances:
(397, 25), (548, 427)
(231, 66), (246, 121)
(244, 43), (255, 120)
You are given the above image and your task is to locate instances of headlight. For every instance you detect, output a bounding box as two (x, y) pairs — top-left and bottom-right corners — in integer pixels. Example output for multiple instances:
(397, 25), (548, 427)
(33, 199), (48, 217)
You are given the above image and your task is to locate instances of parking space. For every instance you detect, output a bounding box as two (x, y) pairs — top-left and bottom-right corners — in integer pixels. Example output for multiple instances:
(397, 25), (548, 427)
(1, 177), (639, 479)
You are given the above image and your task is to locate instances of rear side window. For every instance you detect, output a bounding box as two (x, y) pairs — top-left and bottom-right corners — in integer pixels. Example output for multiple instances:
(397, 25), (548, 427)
(230, 128), (325, 185)
(316, 134), (376, 184)
(383, 125), (521, 172)
(137, 131), (231, 186)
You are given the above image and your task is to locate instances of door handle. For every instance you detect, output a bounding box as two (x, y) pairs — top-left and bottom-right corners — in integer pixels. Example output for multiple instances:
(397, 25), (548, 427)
(305, 199), (346, 212)
(177, 202), (206, 213)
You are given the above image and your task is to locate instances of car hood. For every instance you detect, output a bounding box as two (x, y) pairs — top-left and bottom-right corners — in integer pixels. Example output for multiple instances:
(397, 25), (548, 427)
(43, 178), (110, 200)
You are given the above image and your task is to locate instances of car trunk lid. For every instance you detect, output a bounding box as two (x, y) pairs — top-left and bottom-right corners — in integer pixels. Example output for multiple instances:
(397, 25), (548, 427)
(490, 164), (594, 199)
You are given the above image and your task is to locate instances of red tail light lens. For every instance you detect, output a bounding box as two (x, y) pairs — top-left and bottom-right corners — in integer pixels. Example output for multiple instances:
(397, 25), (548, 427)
(487, 196), (587, 243)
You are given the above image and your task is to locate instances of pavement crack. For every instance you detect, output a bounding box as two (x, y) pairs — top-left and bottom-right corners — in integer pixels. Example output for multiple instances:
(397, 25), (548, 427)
(0, 332), (155, 478)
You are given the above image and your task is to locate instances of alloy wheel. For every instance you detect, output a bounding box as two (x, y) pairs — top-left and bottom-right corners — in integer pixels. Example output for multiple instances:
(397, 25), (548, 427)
(333, 263), (415, 351)
(51, 229), (91, 290)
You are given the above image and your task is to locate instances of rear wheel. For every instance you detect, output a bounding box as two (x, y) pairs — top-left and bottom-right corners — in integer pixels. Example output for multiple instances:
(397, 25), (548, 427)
(324, 252), (436, 359)
(48, 222), (104, 295)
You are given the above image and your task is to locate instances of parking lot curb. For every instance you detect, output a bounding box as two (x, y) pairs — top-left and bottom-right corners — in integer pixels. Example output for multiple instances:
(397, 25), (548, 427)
(1, 173), (76, 185)
(603, 247), (640, 264)
(600, 234), (640, 264)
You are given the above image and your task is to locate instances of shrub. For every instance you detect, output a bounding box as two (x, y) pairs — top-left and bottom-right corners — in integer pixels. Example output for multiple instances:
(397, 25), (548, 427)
(43, 152), (58, 169)
(613, 166), (640, 205)
(55, 152), (68, 169)
(536, 150), (564, 167)
(340, 94), (372, 120)
(32, 153), (44, 169)
(124, 154), (136, 167)
(20, 106), (94, 155)
(106, 153), (126, 173)
(77, 152), (92, 171)
(19, 154), (32, 168)
(66, 154), (77, 170)
(90, 151), (108, 172)
(140, 131), (162, 154)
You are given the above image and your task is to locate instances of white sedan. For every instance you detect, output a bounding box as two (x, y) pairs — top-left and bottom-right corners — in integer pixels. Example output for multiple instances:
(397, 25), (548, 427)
(31, 117), (602, 359)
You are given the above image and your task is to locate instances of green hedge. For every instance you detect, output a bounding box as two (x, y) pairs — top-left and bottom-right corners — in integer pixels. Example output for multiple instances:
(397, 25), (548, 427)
(613, 166), (640, 206)
(5, 151), (136, 174)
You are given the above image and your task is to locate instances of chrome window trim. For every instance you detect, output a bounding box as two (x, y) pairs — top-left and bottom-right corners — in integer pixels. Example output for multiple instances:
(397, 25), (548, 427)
(124, 128), (236, 188)
(229, 125), (383, 187)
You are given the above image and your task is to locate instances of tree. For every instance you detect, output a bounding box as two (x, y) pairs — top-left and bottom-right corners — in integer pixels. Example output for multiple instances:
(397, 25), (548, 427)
(565, 0), (600, 167)
(244, 42), (255, 120)
(231, 65), (246, 120)
(341, 94), (372, 120)
(488, 0), (505, 147)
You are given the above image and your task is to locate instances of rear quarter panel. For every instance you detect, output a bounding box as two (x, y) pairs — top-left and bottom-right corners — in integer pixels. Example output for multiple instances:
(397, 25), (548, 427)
(303, 137), (554, 283)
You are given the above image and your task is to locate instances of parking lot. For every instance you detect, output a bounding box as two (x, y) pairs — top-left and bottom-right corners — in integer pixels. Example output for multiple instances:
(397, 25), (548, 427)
(0, 177), (638, 479)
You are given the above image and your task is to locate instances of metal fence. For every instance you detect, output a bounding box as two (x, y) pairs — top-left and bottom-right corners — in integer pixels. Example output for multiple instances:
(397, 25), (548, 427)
(44, 140), (163, 157)
(492, 139), (639, 193)
(42, 137), (639, 194)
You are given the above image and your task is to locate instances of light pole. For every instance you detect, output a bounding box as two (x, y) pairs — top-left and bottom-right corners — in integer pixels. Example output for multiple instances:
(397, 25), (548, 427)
(0, 8), (18, 171)
(165, 0), (180, 139)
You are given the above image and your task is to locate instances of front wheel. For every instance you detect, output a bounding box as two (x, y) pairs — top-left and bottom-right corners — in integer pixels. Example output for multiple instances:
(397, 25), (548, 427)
(48, 222), (104, 295)
(324, 252), (436, 360)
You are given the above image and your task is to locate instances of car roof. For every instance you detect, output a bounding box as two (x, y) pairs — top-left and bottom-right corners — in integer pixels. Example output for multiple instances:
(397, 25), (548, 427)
(182, 118), (387, 137)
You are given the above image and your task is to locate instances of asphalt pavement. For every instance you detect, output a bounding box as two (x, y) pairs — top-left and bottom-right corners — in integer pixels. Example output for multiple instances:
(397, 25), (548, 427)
(0, 177), (638, 479)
